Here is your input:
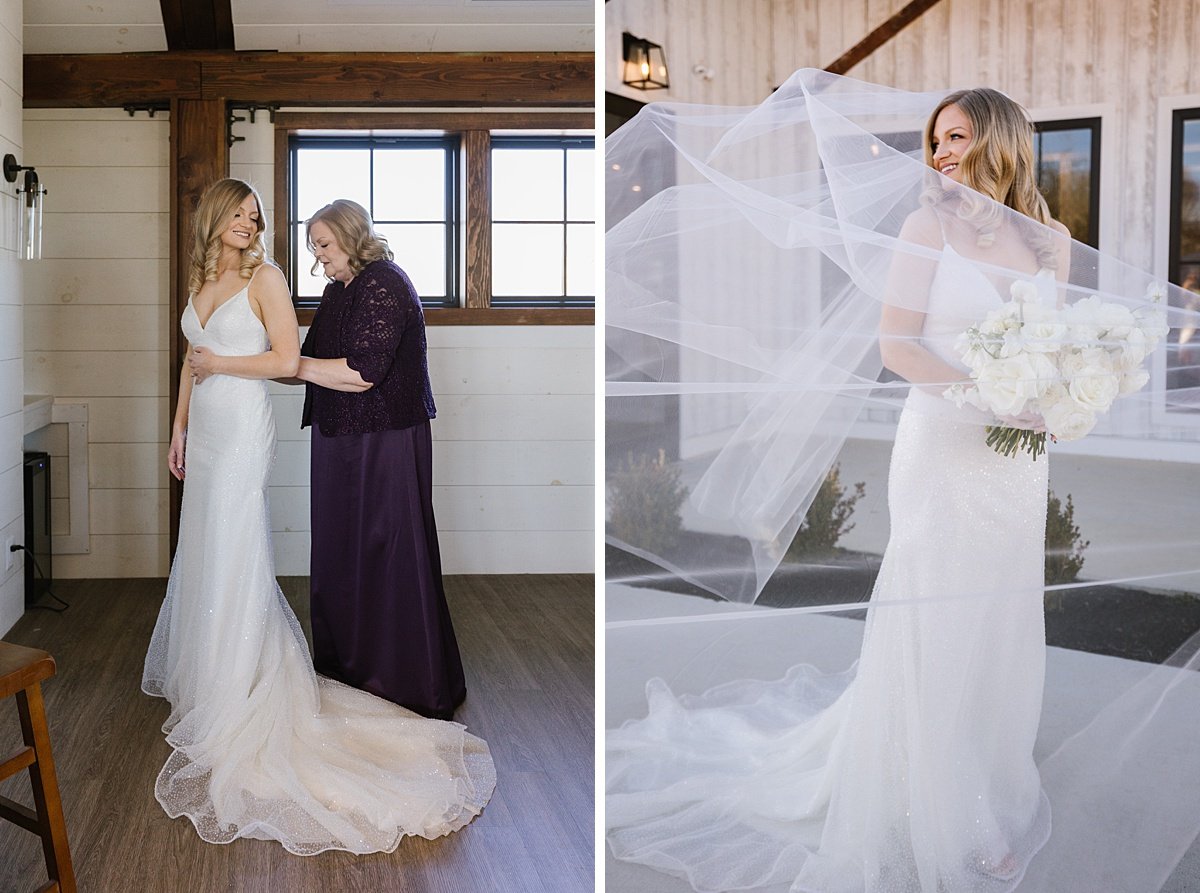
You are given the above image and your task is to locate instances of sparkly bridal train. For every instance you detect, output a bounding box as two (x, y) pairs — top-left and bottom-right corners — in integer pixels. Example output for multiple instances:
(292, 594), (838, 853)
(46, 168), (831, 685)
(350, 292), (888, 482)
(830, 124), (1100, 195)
(142, 279), (494, 855)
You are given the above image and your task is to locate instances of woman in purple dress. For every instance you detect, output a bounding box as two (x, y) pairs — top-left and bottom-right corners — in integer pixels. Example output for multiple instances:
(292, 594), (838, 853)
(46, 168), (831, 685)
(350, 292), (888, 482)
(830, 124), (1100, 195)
(296, 199), (466, 720)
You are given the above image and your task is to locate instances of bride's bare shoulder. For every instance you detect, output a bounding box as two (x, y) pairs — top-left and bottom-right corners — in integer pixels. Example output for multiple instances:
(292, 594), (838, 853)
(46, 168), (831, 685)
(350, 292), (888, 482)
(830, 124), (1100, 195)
(898, 205), (942, 248)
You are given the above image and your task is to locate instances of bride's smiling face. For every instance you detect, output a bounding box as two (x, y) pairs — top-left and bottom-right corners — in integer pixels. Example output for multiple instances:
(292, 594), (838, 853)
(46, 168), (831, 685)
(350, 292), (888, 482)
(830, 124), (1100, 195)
(930, 104), (973, 183)
(220, 194), (261, 252)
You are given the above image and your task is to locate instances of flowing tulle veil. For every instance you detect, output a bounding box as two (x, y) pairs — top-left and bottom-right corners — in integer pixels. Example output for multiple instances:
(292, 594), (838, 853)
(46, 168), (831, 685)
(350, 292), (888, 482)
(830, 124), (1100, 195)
(606, 68), (1200, 891)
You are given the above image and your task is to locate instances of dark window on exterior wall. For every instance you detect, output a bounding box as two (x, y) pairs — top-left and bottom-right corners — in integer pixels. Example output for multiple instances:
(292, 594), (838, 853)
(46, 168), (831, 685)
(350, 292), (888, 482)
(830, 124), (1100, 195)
(1033, 118), (1100, 249)
(1168, 110), (1200, 408)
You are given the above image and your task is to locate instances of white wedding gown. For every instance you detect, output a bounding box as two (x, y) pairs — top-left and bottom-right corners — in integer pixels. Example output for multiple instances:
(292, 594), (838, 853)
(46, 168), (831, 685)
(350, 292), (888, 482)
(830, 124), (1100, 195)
(607, 240), (1054, 892)
(142, 277), (495, 855)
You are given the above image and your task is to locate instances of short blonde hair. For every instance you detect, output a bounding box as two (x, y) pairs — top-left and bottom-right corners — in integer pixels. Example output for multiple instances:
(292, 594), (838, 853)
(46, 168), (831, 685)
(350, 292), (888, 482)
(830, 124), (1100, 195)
(188, 178), (267, 296)
(305, 199), (393, 279)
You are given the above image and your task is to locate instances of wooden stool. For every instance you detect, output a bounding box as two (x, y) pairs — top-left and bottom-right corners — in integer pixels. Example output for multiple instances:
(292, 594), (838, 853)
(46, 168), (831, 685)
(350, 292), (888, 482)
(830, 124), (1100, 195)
(0, 642), (76, 893)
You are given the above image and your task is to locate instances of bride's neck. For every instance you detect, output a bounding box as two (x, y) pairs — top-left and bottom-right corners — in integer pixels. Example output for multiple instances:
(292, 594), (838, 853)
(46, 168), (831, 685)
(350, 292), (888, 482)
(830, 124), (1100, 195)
(216, 248), (243, 278)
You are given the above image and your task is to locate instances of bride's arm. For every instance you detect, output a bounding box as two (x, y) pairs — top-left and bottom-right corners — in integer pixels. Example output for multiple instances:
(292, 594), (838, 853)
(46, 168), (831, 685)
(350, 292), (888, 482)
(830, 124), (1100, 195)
(189, 265), (301, 382)
(879, 209), (971, 393)
(167, 350), (194, 480)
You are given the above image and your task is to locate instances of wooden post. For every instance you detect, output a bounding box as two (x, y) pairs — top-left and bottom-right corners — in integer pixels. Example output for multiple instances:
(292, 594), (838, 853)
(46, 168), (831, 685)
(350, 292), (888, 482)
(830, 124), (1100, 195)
(463, 130), (493, 310)
(168, 98), (228, 553)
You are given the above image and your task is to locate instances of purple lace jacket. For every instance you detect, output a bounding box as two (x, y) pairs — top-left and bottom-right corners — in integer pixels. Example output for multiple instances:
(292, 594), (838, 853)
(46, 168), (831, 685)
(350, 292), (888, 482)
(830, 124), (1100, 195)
(300, 259), (436, 436)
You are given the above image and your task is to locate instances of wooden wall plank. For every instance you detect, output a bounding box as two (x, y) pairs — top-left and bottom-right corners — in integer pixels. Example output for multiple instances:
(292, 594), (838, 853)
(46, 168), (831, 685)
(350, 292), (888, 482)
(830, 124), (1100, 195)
(464, 130), (492, 310)
(25, 52), (594, 109)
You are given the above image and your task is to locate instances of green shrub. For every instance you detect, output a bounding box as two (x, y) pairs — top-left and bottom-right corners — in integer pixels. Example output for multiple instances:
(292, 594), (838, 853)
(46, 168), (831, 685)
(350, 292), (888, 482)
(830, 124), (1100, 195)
(608, 449), (688, 554)
(786, 464), (866, 559)
(1045, 490), (1089, 610)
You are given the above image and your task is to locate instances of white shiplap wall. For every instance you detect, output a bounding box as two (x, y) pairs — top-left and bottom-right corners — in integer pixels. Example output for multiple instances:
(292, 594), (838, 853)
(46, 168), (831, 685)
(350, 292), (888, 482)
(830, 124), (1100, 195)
(19, 108), (593, 579)
(0, 0), (21, 636)
(22, 108), (171, 579)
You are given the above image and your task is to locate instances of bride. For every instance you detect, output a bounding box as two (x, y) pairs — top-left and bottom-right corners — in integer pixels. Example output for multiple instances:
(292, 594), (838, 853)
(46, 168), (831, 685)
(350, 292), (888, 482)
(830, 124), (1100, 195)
(605, 73), (1191, 891)
(142, 178), (494, 855)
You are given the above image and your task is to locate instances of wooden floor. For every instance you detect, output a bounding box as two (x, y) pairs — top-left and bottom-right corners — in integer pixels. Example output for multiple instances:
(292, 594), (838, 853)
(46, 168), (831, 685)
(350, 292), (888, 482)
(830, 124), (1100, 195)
(0, 574), (595, 893)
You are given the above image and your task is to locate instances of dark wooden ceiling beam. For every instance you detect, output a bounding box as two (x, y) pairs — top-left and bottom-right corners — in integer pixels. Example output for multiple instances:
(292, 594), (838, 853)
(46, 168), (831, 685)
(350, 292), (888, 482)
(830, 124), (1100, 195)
(160, 0), (235, 51)
(824, 0), (946, 75)
(24, 52), (595, 108)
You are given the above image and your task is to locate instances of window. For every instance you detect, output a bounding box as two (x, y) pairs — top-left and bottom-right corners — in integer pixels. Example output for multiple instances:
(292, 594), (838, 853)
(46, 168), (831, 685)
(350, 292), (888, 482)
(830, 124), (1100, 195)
(1033, 118), (1100, 249)
(288, 135), (459, 309)
(1168, 109), (1200, 409)
(276, 112), (595, 324)
(491, 136), (596, 307)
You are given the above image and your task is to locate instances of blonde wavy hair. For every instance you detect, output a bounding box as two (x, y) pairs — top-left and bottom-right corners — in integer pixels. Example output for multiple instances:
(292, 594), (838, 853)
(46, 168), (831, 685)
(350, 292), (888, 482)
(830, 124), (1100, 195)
(922, 88), (1057, 268)
(305, 199), (393, 279)
(187, 178), (268, 296)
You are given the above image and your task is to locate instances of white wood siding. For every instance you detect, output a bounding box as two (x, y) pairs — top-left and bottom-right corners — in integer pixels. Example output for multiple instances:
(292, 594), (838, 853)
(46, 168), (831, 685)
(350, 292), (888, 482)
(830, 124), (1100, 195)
(0, 0), (22, 636)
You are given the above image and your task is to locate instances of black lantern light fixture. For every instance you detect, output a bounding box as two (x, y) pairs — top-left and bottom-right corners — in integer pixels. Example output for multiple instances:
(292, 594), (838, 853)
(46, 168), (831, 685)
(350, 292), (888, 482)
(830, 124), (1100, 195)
(622, 32), (669, 91)
(4, 154), (46, 260)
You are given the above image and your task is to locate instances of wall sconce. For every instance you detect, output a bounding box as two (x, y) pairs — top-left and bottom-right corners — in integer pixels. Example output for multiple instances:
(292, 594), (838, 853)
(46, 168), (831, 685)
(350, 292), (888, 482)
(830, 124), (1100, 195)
(4, 154), (46, 260)
(622, 32), (669, 91)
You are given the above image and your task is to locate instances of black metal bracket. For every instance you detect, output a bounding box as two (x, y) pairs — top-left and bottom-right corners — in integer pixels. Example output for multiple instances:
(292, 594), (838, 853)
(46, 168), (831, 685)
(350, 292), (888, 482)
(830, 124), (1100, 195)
(123, 104), (166, 118)
(228, 103), (281, 147)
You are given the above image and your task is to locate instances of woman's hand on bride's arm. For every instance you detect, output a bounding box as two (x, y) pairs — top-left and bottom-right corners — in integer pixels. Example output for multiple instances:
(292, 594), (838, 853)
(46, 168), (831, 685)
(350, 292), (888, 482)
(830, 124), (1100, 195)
(188, 345), (222, 384)
(167, 429), (186, 481)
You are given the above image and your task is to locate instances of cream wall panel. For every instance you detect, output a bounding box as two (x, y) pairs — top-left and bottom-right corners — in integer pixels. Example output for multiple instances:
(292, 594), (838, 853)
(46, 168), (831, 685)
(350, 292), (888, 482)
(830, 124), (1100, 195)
(229, 117), (276, 165)
(271, 531), (311, 574)
(84, 397), (168, 443)
(25, 119), (169, 167)
(43, 212), (169, 260)
(0, 572), (21, 642)
(270, 392), (307, 440)
(25, 304), (166, 352)
(40, 166), (169, 214)
(88, 442), (165, 490)
(0, 462), (20, 528)
(428, 347), (593, 394)
(433, 485), (592, 532)
(433, 440), (593, 486)
(0, 406), (20, 473)
(50, 497), (67, 536)
(268, 486), (309, 533)
(270, 441), (311, 487)
(25, 350), (167, 397)
(438, 530), (592, 574)
(427, 325), (593, 350)
(0, 81), (21, 153)
(434, 394), (593, 441)
(22, 259), (168, 305)
(0, 0), (19, 46)
(0, 14), (19, 94)
(53, 534), (168, 579)
(90, 488), (166, 536)
(0, 515), (24, 586)
(23, 420), (66, 456)
(0, 302), (19, 359)
(0, 357), (19, 414)
(0, 252), (18, 303)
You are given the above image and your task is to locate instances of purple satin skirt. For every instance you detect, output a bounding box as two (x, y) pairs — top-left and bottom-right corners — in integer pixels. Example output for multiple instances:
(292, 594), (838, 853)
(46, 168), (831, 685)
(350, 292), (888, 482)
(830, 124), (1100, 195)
(309, 420), (466, 719)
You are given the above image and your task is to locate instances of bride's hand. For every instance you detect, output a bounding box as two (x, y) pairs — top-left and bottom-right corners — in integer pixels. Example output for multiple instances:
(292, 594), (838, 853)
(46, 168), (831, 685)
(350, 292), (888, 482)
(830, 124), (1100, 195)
(167, 430), (186, 481)
(188, 346), (221, 383)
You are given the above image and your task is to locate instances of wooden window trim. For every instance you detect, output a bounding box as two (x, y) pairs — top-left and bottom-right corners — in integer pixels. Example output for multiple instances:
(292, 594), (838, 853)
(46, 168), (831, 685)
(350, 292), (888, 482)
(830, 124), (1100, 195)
(275, 110), (595, 326)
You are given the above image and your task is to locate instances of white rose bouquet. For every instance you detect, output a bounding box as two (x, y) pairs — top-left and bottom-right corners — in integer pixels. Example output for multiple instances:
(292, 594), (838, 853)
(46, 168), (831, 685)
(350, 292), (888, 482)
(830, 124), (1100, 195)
(944, 282), (1169, 459)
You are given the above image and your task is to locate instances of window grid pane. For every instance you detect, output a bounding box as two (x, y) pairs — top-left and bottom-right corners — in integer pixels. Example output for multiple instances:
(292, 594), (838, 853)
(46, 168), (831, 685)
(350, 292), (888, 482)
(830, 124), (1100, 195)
(290, 136), (458, 308)
(490, 137), (596, 307)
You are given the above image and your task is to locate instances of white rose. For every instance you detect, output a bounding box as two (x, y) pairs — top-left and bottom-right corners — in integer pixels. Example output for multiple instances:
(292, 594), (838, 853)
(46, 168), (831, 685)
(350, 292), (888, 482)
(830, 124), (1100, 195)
(974, 355), (1043, 416)
(1093, 301), (1137, 336)
(1118, 366), (1151, 395)
(1019, 305), (1068, 354)
(1009, 280), (1039, 305)
(1067, 359), (1120, 411)
(1113, 327), (1148, 371)
(1043, 400), (1097, 441)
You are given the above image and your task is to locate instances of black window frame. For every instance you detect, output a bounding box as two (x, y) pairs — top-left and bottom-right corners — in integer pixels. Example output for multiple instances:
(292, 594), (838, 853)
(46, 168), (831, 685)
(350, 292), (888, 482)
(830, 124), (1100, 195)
(490, 134), (597, 309)
(1033, 117), (1101, 249)
(287, 133), (461, 310)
